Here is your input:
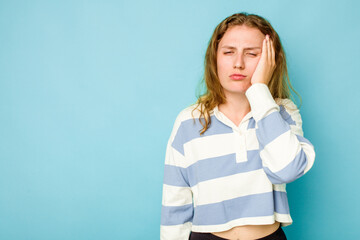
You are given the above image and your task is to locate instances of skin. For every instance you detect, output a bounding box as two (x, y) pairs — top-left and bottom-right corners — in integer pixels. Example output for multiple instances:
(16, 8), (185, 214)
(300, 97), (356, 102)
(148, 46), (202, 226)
(212, 26), (280, 239)
(217, 25), (276, 127)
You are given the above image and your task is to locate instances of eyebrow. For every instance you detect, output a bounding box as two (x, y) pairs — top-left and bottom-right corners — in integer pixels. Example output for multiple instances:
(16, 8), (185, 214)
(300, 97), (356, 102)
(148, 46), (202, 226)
(220, 46), (261, 50)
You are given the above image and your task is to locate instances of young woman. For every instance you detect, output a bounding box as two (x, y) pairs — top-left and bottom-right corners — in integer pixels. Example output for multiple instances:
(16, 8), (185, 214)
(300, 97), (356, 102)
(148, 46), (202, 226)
(160, 12), (315, 240)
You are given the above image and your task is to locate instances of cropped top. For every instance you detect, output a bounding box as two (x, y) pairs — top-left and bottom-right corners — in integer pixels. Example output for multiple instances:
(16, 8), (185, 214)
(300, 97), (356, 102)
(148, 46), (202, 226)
(160, 83), (316, 240)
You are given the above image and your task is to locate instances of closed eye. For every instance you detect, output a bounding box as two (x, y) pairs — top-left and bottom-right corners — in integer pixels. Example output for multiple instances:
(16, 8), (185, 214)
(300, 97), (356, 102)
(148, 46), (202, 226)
(223, 52), (258, 56)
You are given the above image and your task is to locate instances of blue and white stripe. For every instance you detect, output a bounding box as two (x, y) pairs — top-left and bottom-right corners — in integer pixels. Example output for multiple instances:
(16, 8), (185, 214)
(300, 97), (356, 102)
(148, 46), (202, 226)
(160, 83), (315, 240)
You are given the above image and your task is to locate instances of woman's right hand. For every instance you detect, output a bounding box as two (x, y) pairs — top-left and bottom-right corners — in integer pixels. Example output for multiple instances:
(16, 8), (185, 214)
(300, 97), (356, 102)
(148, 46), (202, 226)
(250, 34), (276, 86)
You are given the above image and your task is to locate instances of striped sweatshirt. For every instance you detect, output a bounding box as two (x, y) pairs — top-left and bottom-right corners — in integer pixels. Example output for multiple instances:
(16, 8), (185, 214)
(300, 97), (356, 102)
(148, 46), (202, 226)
(160, 83), (316, 240)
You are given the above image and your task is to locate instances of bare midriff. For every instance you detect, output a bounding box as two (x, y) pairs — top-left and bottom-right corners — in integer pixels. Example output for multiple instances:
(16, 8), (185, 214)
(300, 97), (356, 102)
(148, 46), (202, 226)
(211, 221), (280, 240)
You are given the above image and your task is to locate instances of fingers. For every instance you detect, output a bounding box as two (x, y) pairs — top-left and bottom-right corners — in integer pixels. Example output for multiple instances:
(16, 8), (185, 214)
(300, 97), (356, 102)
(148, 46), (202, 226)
(266, 35), (271, 62)
(261, 36), (267, 60)
(269, 36), (275, 65)
(266, 34), (275, 66)
(261, 35), (275, 66)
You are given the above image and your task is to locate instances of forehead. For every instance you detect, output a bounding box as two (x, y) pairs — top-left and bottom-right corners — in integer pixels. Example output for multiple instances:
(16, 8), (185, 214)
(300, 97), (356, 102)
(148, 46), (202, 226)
(219, 25), (264, 48)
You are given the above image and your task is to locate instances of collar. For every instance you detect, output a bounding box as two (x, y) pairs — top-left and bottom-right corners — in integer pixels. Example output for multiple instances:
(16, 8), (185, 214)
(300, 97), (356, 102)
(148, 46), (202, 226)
(212, 105), (253, 129)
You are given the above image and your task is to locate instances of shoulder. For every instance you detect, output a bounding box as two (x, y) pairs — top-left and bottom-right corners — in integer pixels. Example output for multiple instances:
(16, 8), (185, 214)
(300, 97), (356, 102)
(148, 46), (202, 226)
(275, 98), (300, 116)
(275, 98), (298, 110)
(173, 103), (204, 124)
(275, 98), (302, 127)
(168, 103), (203, 141)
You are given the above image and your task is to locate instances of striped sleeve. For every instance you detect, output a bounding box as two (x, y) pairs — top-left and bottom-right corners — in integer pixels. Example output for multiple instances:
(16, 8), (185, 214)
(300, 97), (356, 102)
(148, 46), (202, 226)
(160, 114), (194, 240)
(245, 83), (316, 184)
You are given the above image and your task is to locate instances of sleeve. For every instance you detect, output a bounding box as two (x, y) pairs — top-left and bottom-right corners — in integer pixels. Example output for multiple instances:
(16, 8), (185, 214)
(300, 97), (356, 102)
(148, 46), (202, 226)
(160, 116), (194, 240)
(245, 83), (316, 184)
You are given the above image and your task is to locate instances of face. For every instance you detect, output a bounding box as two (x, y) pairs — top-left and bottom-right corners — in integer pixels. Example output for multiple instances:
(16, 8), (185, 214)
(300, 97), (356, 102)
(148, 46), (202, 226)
(217, 25), (265, 96)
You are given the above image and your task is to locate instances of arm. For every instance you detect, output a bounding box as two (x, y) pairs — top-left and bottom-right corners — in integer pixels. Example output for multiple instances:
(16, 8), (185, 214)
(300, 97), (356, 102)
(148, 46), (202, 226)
(160, 117), (193, 240)
(245, 83), (316, 184)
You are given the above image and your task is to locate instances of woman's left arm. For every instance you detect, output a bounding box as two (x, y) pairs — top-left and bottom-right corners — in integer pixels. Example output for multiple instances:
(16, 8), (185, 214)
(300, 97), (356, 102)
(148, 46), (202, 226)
(245, 83), (316, 184)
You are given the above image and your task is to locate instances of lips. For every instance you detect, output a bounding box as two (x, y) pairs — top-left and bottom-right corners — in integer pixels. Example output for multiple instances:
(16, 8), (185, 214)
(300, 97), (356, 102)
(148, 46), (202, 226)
(230, 74), (246, 80)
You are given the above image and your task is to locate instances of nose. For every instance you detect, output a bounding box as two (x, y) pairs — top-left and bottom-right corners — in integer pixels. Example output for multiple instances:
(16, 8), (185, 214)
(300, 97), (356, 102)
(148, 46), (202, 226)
(233, 53), (245, 69)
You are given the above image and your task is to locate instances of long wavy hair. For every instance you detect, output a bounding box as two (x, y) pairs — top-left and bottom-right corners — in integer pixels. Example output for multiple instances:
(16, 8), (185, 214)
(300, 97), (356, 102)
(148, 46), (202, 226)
(193, 12), (301, 135)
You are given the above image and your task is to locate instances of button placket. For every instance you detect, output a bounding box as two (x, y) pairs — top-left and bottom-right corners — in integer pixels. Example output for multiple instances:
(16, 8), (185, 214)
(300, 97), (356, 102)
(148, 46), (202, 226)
(213, 107), (251, 163)
(234, 127), (248, 163)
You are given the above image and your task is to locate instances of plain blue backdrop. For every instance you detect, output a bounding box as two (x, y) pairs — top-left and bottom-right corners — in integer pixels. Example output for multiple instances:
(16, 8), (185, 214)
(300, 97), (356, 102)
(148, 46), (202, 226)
(0, 0), (359, 239)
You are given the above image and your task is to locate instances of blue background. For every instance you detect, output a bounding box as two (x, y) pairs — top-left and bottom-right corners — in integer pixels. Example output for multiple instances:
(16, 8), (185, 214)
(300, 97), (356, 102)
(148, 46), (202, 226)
(0, 0), (359, 239)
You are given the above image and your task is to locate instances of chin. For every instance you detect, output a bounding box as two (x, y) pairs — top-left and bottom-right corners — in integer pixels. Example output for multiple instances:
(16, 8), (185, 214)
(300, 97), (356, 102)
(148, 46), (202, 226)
(224, 83), (251, 95)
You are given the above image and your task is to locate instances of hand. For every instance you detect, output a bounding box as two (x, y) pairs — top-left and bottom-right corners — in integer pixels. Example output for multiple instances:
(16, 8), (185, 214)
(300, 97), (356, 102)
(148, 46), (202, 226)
(250, 34), (276, 85)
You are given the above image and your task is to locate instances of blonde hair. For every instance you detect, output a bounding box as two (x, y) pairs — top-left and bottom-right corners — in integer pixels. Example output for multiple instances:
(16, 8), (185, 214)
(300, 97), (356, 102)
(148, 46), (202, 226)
(193, 12), (301, 135)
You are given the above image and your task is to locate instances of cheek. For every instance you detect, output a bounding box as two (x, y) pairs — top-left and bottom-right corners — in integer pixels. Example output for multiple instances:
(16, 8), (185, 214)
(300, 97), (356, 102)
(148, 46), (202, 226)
(248, 58), (261, 74)
(217, 57), (232, 74)
(216, 59), (226, 75)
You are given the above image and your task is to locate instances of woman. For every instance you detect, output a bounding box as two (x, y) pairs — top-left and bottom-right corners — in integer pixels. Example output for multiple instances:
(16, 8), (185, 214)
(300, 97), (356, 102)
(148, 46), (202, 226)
(160, 12), (315, 240)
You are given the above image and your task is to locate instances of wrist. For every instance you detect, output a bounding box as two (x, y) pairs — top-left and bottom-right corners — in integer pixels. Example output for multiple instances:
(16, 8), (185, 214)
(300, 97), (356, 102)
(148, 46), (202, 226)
(250, 80), (269, 86)
(245, 83), (279, 121)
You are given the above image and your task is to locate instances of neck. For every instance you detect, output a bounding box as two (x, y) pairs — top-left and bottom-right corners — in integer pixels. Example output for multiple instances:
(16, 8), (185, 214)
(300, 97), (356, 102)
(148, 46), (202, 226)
(218, 92), (251, 126)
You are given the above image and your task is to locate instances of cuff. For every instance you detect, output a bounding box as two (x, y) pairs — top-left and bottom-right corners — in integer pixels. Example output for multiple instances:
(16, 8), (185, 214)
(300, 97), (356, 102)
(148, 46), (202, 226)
(245, 83), (280, 122)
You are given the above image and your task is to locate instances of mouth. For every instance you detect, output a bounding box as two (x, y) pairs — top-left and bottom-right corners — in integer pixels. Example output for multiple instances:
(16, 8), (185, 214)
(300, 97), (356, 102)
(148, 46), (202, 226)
(229, 74), (246, 80)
